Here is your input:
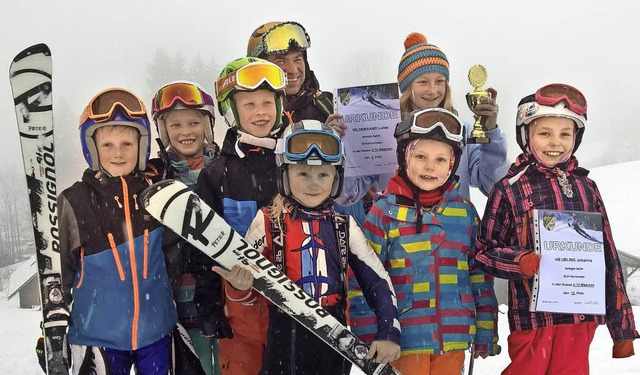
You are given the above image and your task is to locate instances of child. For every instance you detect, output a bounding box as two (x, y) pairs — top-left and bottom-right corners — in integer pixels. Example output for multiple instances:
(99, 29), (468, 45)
(194, 57), (287, 375)
(475, 83), (638, 374)
(58, 88), (177, 373)
(349, 108), (500, 375)
(150, 81), (222, 375)
(216, 120), (401, 374)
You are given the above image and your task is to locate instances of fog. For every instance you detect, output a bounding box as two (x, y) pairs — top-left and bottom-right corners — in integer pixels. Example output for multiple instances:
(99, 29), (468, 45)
(2, 0), (639, 189)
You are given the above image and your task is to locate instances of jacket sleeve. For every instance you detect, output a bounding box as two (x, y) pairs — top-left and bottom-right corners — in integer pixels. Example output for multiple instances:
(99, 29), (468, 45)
(465, 123), (510, 196)
(336, 174), (380, 206)
(347, 215), (400, 345)
(467, 208), (501, 355)
(58, 192), (80, 306)
(593, 184), (640, 342)
(475, 185), (534, 280)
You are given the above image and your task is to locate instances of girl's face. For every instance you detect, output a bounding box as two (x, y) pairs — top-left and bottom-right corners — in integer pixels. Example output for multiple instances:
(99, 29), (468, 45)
(408, 72), (447, 109)
(530, 117), (575, 167)
(164, 108), (207, 159)
(95, 126), (139, 177)
(406, 139), (452, 191)
(234, 89), (278, 138)
(288, 164), (336, 208)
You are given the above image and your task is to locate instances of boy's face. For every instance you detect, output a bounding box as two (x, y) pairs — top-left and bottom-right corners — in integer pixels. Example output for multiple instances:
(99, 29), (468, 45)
(406, 138), (452, 191)
(408, 72), (447, 109)
(530, 117), (575, 167)
(164, 108), (207, 159)
(95, 126), (139, 176)
(288, 164), (335, 208)
(266, 51), (306, 96)
(234, 89), (277, 138)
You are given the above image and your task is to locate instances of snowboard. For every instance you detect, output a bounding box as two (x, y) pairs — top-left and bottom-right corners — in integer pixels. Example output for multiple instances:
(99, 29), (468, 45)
(9, 43), (70, 374)
(140, 179), (400, 375)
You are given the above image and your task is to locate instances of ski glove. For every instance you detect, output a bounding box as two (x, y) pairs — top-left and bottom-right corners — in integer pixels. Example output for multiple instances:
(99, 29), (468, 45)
(519, 253), (540, 277)
(198, 306), (233, 339)
(612, 339), (635, 358)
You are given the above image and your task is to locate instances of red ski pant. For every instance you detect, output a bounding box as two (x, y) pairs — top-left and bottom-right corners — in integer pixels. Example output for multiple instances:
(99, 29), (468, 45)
(502, 322), (598, 375)
(391, 350), (465, 375)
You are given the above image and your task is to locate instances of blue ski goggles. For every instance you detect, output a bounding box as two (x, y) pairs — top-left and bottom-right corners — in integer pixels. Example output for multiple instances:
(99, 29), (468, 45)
(283, 129), (343, 163)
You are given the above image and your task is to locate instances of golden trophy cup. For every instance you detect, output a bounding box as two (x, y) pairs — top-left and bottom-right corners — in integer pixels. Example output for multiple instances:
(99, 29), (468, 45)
(466, 64), (490, 144)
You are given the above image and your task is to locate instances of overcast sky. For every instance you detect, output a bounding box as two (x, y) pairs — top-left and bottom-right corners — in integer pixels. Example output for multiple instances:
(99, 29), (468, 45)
(2, 0), (639, 189)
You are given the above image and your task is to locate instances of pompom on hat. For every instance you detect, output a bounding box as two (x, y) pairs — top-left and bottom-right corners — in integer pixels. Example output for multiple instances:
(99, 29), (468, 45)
(398, 33), (450, 93)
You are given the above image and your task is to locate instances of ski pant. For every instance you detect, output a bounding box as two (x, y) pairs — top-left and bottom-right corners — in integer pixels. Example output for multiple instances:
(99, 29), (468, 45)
(502, 322), (598, 375)
(71, 335), (170, 375)
(260, 305), (352, 375)
(391, 350), (464, 375)
(186, 327), (219, 375)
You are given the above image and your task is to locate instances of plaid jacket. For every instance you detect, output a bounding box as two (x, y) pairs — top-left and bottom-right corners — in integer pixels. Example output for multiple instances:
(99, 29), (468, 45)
(476, 153), (639, 342)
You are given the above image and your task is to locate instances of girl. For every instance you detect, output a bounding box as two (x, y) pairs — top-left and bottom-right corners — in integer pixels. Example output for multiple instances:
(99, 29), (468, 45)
(349, 108), (500, 374)
(475, 83), (638, 374)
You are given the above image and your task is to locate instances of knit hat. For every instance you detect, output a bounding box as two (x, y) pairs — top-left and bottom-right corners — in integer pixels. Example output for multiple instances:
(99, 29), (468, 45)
(397, 33), (449, 93)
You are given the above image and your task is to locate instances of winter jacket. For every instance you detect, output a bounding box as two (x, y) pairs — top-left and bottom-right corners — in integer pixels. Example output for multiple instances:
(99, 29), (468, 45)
(239, 201), (400, 373)
(194, 127), (280, 347)
(349, 176), (500, 355)
(475, 153), (639, 342)
(59, 169), (177, 350)
(337, 121), (510, 212)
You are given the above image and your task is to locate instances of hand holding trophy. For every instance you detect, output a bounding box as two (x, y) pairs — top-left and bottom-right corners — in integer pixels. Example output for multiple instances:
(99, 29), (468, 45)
(466, 65), (492, 144)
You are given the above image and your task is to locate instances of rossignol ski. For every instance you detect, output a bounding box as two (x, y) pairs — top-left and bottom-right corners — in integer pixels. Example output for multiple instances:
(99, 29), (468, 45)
(141, 179), (401, 375)
(9, 43), (70, 374)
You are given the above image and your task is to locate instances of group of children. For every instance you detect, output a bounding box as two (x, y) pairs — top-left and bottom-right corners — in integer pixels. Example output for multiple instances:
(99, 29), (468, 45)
(57, 19), (637, 375)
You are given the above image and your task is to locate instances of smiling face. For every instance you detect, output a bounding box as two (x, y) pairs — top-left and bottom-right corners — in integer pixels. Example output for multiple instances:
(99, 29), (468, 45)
(288, 164), (336, 208)
(530, 117), (576, 167)
(95, 125), (139, 177)
(408, 72), (447, 109)
(164, 108), (207, 159)
(266, 50), (306, 96)
(234, 89), (278, 138)
(405, 138), (453, 191)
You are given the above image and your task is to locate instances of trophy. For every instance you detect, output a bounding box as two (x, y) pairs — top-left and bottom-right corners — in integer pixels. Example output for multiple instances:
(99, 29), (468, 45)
(466, 64), (490, 144)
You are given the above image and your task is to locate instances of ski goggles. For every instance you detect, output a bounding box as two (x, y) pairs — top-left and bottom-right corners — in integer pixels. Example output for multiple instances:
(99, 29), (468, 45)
(250, 22), (310, 57)
(284, 129), (343, 163)
(215, 61), (286, 100)
(395, 107), (465, 144)
(152, 82), (214, 113)
(80, 88), (147, 124)
(535, 83), (587, 116)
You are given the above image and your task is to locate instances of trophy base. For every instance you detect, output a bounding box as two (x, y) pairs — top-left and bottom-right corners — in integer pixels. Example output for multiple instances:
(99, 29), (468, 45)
(467, 136), (490, 144)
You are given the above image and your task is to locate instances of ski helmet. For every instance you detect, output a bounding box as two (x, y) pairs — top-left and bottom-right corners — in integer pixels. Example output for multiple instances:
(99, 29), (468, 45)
(515, 83), (587, 154)
(79, 87), (151, 172)
(215, 57), (285, 130)
(247, 21), (311, 58)
(151, 81), (216, 150)
(394, 107), (466, 177)
(275, 120), (345, 200)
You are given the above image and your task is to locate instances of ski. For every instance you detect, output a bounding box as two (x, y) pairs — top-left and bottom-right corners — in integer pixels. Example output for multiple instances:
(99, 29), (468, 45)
(9, 43), (70, 374)
(141, 180), (400, 375)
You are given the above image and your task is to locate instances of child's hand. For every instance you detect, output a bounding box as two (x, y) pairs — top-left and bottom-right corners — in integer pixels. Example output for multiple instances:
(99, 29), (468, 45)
(325, 113), (347, 137)
(613, 339), (635, 358)
(212, 265), (254, 291)
(366, 339), (401, 364)
(471, 87), (499, 130)
(518, 252), (540, 277)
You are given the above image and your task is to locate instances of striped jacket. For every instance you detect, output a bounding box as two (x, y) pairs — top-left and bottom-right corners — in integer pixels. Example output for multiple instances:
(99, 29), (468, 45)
(475, 154), (639, 342)
(349, 177), (500, 355)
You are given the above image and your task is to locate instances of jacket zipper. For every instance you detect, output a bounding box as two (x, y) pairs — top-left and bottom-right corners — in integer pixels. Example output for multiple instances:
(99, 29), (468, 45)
(143, 229), (149, 280)
(107, 233), (126, 281)
(120, 177), (141, 350)
(76, 247), (85, 288)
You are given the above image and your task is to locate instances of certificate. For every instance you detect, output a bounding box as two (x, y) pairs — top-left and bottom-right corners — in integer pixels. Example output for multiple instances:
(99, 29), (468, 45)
(335, 83), (400, 177)
(530, 209), (606, 315)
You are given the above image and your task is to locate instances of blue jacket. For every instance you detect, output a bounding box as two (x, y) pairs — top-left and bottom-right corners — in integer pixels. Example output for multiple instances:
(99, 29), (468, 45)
(59, 169), (177, 350)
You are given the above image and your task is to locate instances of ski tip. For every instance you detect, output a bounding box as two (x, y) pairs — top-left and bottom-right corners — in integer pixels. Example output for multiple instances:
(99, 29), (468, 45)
(140, 179), (181, 207)
(13, 43), (51, 63)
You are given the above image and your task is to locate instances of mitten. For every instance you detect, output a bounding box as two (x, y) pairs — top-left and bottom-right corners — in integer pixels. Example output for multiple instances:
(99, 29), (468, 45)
(613, 339), (635, 358)
(519, 253), (540, 277)
(198, 306), (233, 339)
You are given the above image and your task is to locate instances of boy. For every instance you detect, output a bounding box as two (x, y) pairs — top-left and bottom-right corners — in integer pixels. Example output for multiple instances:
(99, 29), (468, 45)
(59, 88), (177, 374)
